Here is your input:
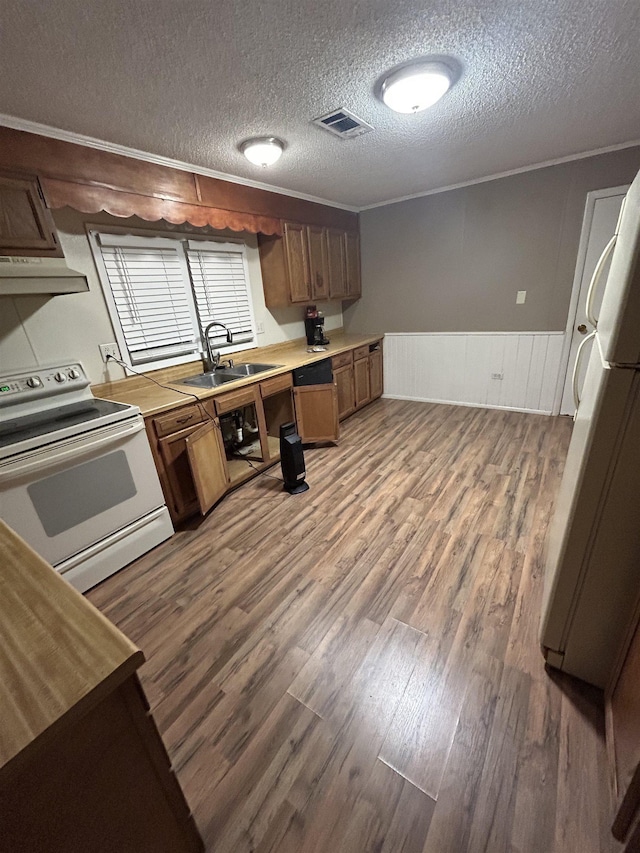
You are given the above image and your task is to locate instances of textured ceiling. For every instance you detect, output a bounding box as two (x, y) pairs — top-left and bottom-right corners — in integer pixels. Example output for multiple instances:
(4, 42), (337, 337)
(1, 0), (640, 208)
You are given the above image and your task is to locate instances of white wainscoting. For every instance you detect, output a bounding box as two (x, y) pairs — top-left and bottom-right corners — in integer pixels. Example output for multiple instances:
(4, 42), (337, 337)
(383, 332), (565, 414)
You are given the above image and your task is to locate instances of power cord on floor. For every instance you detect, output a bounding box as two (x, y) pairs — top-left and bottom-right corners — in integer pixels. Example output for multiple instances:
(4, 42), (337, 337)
(232, 453), (284, 482)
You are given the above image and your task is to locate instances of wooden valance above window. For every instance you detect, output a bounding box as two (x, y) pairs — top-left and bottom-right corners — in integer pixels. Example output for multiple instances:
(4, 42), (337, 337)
(40, 177), (283, 236)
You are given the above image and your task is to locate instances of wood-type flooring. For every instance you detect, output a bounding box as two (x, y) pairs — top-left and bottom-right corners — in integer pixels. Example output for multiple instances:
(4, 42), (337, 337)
(88, 398), (619, 853)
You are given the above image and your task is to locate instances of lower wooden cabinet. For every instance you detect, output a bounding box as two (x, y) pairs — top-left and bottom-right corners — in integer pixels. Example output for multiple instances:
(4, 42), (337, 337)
(369, 347), (383, 399)
(1, 674), (203, 852)
(354, 357), (371, 409)
(293, 384), (339, 443)
(147, 344), (382, 523)
(335, 364), (356, 420)
(185, 420), (228, 514)
(156, 423), (208, 520)
(333, 341), (383, 419)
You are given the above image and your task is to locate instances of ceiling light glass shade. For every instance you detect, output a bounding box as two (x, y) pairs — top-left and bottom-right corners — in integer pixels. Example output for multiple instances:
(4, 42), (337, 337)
(381, 62), (452, 114)
(240, 137), (284, 167)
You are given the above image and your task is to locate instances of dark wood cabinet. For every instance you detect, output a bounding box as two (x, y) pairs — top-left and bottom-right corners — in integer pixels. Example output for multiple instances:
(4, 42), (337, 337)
(344, 231), (361, 299)
(185, 421), (229, 515)
(327, 227), (347, 299)
(259, 219), (359, 307)
(369, 346), (383, 399)
(334, 364), (356, 420)
(354, 356), (371, 409)
(0, 171), (62, 256)
(307, 224), (329, 301)
(157, 424), (207, 520)
(293, 384), (339, 443)
(145, 345), (380, 523)
(283, 221), (311, 303)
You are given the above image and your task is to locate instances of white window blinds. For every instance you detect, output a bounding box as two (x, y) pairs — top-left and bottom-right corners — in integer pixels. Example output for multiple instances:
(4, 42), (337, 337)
(93, 232), (258, 369)
(186, 242), (255, 346)
(98, 238), (198, 365)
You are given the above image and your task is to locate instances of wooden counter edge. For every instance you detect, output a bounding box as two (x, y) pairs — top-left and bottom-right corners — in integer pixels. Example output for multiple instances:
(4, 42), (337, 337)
(0, 651), (144, 787)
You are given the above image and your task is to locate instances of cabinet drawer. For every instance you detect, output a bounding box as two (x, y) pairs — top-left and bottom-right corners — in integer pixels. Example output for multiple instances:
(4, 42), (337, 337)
(215, 384), (258, 415)
(331, 351), (353, 370)
(260, 372), (292, 398)
(154, 405), (206, 438)
(353, 345), (369, 361)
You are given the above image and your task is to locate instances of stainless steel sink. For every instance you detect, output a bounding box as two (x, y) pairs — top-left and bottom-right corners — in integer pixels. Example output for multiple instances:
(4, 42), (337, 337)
(226, 363), (282, 376)
(179, 371), (242, 388)
(179, 363), (282, 388)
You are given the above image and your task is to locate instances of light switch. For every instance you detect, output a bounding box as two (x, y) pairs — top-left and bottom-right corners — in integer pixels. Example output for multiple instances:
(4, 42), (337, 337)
(516, 290), (527, 304)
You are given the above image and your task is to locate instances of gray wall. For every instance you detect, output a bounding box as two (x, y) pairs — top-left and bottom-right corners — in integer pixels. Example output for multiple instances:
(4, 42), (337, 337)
(344, 147), (640, 334)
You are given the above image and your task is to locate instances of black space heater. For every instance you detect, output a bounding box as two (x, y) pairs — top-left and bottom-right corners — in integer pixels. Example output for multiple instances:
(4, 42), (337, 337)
(279, 422), (309, 494)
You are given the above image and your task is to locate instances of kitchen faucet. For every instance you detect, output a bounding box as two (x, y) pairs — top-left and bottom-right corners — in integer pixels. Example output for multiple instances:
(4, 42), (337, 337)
(201, 321), (234, 372)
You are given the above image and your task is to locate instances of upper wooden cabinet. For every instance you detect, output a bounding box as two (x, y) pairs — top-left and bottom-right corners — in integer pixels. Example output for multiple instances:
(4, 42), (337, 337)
(0, 171), (62, 256)
(344, 231), (361, 299)
(258, 220), (360, 308)
(283, 221), (311, 303)
(327, 228), (347, 299)
(307, 224), (329, 301)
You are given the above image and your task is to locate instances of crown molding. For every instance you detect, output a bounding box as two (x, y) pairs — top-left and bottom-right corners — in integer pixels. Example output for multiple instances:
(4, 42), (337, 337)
(359, 139), (640, 210)
(0, 113), (359, 213)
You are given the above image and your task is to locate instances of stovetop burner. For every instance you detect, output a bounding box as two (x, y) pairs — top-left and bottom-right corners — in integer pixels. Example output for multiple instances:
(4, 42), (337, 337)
(0, 362), (140, 459)
(0, 399), (134, 449)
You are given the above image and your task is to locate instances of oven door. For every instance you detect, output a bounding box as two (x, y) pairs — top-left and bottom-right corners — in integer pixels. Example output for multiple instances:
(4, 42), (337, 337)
(0, 416), (165, 567)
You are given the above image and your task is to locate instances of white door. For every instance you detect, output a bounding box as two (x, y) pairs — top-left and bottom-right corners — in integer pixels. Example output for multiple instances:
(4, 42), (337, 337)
(559, 187), (628, 415)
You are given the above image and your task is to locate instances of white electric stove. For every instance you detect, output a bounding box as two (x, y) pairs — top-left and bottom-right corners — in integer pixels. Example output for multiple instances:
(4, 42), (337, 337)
(0, 362), (173, 592)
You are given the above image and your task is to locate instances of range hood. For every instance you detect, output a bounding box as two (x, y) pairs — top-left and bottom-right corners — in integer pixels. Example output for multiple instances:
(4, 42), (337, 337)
(0, 256), (89, 295)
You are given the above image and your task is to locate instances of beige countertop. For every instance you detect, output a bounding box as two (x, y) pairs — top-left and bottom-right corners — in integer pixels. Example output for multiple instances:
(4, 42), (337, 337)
(0, 520), (143, 782)
(92, 331), (383, 417)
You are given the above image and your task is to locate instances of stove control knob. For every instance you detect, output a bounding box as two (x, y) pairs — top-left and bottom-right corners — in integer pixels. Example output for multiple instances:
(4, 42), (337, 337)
(26, 376), (42, 389)
(54, 372), (67, 383)
(67, 368), (81, 380)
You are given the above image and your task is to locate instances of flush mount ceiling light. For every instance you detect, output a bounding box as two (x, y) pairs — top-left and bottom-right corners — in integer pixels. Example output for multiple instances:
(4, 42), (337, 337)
(240, 137), (285, 167)
(380, 60), (453, 114)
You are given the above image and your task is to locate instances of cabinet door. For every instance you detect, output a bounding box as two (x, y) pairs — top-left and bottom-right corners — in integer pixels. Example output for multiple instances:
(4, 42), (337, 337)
(327, 228), (347, 299)
(369, 348), (383, 399)
(185, 420), (229, 515)
(354, 358), (371, 409)
(293, 384), (339, 443)
(334, 364), (355, 420)
(344, 231), (361, 299)
(283, 221), (311, 303)
(157, 425), (202, 520)
(0, 172), (61, 254)
(307, 225), (329, 301)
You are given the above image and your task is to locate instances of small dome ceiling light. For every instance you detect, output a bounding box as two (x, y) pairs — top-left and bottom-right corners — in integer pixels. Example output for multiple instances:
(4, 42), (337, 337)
(240, 137), (285, 167)
(381, 60), (453, 114)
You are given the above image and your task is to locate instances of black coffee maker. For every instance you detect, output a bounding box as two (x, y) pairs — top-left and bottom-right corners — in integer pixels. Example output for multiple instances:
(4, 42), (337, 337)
(304, 305), (330, 346)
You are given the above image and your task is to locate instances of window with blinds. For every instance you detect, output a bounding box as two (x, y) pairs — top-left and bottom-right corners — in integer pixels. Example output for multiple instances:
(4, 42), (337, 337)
(186, 241), (255, 346)
(92, 232), (256, 369)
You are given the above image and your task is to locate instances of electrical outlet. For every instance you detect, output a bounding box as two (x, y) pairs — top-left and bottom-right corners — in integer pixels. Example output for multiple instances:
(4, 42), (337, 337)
(516, 290), (527, 304)
(256, 321), (265, 335)
(491, 372), (504, 380)
(99, 343), (120, 363)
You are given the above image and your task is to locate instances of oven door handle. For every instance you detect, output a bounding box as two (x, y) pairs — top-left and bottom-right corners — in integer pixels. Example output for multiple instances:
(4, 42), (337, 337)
(0, 418), (145, 482)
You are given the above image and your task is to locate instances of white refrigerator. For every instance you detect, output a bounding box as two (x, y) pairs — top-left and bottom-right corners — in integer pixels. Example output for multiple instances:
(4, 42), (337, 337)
(540, 168), (640, 689)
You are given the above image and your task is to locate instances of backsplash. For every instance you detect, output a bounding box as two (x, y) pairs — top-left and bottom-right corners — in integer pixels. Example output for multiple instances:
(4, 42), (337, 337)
(0, 209), (343, 384)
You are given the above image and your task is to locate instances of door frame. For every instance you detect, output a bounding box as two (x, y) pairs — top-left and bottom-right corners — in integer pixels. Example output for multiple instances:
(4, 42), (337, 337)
(552, 184), (630, 415)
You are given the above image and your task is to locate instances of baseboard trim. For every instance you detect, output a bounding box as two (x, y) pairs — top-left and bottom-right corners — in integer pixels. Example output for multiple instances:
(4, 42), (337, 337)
(381, 393), (553, 416)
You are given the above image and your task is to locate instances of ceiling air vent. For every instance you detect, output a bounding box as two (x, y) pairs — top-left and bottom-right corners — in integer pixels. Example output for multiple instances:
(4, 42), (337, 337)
(313, 108), (374, 139)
